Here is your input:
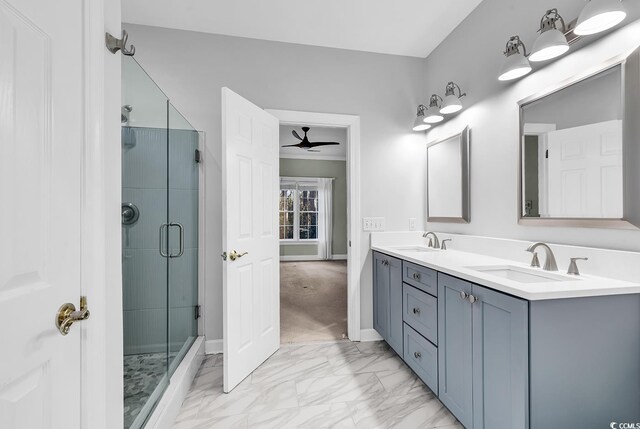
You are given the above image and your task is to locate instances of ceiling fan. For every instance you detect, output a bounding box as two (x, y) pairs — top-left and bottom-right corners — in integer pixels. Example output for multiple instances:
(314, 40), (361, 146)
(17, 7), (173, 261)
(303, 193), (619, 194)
(281, 126), (340, 152)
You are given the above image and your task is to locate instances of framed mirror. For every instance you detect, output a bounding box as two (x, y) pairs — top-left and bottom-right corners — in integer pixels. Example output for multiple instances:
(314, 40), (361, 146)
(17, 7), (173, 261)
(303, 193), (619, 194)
(427, 126), (470, 223)
(518, 46), (640, 229)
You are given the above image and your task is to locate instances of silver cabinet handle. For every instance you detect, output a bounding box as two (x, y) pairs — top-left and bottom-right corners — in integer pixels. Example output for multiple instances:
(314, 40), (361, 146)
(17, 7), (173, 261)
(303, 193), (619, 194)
(468, 294), (478, 304)
(169, 222), (185, 258)
(414, 351), (422, 359)
(460, 291), (468, 300)
(413, 272), (421, 281)
(159, 223), (169, 257)
(412, 307), (421, 315)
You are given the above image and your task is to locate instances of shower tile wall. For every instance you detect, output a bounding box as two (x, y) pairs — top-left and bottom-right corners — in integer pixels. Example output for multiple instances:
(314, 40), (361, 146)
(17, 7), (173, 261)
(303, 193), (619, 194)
(122, 127), (199, 355)
(123, 127), (169, 355)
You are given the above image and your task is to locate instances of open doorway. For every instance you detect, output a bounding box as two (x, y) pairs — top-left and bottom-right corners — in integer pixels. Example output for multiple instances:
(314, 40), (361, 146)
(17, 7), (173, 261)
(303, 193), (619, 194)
(268, 109), (362, 345)
(278, 125), (348, 343)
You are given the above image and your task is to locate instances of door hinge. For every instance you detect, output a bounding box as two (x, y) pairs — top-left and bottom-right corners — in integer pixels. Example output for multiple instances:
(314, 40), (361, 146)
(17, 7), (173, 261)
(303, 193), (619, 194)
(195, 149), (202, 164)
(194, 305), (201, 320)
(545, 149), (549, 159)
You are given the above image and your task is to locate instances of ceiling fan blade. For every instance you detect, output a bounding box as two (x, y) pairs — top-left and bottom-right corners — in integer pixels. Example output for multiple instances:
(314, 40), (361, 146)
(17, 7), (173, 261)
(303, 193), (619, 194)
(292, 130), (303, 140)
(281, 144), (302, 148)
(307, 142), (340, 147)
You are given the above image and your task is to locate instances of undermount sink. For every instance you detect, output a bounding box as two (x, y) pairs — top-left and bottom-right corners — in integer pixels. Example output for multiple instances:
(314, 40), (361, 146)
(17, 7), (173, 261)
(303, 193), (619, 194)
(391, 245), (437, 253)
(467, 265), (580, 284)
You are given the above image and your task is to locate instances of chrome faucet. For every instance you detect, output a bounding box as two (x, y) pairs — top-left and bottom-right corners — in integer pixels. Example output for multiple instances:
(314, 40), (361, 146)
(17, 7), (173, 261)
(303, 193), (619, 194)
(423, 231), (440, 249)
(525, 242), (558, 271)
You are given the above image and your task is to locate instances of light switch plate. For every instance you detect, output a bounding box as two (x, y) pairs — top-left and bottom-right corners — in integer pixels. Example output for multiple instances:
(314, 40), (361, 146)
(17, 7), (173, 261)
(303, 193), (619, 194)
(409, 218), (416, 231)
(363, 217), (386, 231)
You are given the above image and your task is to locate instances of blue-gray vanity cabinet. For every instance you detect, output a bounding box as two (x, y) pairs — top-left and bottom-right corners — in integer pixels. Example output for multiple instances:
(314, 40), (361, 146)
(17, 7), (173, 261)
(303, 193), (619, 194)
(404, 323), (438, 394)
(403, 283), (437, 345)
(437, 274), (473, 429)
(372, 251), (403, 355)
(438, 274), (529, 429)
(471, 284), (528, 429)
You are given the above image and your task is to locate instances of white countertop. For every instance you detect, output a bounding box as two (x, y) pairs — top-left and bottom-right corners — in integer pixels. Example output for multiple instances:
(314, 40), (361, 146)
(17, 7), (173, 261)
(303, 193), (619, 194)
(372, 244), (640, 300)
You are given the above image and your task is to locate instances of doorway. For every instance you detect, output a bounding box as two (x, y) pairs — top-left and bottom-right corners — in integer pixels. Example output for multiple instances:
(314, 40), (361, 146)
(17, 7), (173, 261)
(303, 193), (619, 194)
(268, 110), (362, 343)
(279, 125), (348, 342)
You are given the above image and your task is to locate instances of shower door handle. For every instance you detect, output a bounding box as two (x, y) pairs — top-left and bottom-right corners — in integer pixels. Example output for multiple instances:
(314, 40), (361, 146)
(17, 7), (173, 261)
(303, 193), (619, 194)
(159, 223), (170, 257)
(169, 222), (184, 258)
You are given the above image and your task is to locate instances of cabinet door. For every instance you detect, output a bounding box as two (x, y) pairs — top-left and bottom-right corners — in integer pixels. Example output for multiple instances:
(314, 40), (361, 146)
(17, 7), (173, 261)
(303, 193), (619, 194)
(438, 274), (473, 429)
(472, 284), (529, 429)
(373, 252), (390, 340)
(387, 256), (403, 355)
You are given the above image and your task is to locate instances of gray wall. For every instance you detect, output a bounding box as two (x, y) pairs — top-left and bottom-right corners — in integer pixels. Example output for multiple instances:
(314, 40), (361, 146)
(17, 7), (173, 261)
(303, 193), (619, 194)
(421, 0), (640, 252)
(125, 24), (428, 341)
(279, 158), (348, 257)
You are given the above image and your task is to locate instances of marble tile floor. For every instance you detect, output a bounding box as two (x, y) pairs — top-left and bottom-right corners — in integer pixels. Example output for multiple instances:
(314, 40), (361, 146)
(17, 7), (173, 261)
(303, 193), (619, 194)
(173, 341), (462, 429)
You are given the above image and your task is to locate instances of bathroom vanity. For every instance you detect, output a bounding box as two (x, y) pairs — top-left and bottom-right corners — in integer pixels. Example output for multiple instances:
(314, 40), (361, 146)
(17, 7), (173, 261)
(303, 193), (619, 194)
(372, 238), (640, 429)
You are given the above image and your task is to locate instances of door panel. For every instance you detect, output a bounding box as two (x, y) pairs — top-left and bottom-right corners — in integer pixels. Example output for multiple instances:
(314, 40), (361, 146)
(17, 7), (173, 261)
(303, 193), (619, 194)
(438, 274), (473, 428)
(472, 285), (529, 429)
(222, 88), (279, 392)
(0, 0), (83, 427)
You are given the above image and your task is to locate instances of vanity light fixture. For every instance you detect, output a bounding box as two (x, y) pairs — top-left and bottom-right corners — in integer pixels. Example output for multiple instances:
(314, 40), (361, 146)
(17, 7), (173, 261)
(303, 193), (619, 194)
(530, 9), (569, 62)
(498, 36), (532, 81)
(423, 95), (444, 124)
(440, 82), (466, 114)
(412, 105), (431, 131)
(574, 0), (626, 35)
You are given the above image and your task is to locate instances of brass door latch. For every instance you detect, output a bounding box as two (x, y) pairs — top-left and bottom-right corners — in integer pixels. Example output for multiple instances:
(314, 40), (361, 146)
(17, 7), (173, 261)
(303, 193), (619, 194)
(56, 296), (90, 336)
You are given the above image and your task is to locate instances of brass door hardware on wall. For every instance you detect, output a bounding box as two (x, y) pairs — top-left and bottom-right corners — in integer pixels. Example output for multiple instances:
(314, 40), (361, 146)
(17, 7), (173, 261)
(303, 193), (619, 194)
(55, 296), (90, 336)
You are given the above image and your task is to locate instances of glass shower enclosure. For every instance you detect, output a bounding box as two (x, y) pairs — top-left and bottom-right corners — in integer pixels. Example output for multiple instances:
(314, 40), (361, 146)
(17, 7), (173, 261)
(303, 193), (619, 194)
(121, 56), (200, 429)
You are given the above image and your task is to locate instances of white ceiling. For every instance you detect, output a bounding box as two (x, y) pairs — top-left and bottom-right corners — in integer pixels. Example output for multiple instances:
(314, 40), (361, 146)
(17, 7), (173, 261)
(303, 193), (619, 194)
(280, 125), (346, 160)
(123, 0), (483, 58)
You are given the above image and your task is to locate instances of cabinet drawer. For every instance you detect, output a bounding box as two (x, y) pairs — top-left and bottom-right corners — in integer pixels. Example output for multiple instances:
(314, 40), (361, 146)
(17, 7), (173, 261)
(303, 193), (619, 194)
(403, 283), (438, 345)
(404, 323), (438, 395)
(403, 261), (437, 297)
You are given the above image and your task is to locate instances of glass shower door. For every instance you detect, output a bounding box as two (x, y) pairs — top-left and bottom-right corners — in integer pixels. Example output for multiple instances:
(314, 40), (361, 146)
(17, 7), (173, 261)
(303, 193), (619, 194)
(121, 56), (170, 429)
(167, 104), (200, 375)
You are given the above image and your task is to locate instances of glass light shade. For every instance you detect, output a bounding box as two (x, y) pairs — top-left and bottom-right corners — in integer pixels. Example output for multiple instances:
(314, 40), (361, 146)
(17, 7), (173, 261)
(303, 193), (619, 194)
(529, 28), (570, 62)
(413, 115), (431, 131)
(440, 94), (463, 114)
(574, 0), (626, 35)
(498, 52), (532, 81)
(423, 109), (444, 124)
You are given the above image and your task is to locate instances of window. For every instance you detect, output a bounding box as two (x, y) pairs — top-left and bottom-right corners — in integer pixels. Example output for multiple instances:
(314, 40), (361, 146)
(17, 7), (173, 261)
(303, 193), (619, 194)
(279, 181), (319, 241)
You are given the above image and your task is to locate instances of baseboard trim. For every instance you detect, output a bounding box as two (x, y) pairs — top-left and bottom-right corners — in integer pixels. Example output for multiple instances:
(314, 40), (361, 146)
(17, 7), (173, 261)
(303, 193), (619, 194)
(359, 329), (383, 342)
(146, 336), (205, 429)
(205, 339), (223, 355)
(280, 255), (348, 262)
(280, 255), (322, 261)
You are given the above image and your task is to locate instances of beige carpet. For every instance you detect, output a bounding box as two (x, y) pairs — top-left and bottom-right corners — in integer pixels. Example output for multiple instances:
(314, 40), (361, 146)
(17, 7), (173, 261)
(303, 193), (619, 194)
(280, 261), (348, 343)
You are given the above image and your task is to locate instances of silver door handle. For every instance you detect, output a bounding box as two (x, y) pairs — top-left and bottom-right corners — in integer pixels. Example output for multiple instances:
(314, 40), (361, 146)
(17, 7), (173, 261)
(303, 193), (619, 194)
(412, 307), (421, 315)
(468, 294), (478, 304)
(460, 291), (468, 300)
(414, 351), (422, 359)
(159, 223), (169, 257)
(413, 273), (421, 280)
(169, 222), (184, 258)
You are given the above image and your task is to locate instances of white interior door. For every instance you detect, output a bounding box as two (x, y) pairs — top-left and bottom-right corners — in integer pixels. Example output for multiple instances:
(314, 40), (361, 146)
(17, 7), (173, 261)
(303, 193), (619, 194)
(222, 88), (280, 392)
(0, 0), (84, 427)
(547, 120), (623, 218)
